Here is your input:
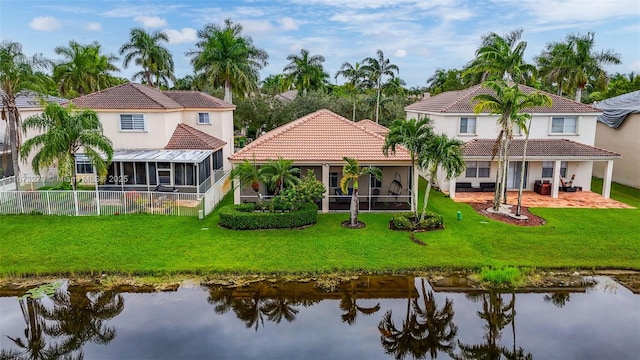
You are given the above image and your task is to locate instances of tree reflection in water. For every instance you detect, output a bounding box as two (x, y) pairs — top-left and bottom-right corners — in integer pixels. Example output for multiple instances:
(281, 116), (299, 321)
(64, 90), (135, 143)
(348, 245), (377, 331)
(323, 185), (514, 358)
(378, 278), (458, 359)
(453, 291), (532, 360)
(543, 292), (571, 308)
(1, 285), (124, 360)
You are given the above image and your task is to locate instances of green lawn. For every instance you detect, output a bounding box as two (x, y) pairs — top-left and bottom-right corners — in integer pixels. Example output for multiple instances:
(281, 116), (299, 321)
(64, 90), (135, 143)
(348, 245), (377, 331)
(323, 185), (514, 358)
(1, 178), (638, 276)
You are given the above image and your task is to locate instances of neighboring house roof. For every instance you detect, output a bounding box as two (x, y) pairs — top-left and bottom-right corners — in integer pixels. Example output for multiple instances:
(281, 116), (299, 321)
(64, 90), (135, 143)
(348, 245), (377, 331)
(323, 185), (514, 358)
(356, 119), (389, 135)
(593, 90), (640, 129)
(405, 84), (599, 114)
(0, 90), (66, 108)
(111, 149), (212, 163)
(165, 124), (226, 151)
(275, 89), (298, 102)
(69, 83), (234, 110)
(230, 109), (411, 162)
(463, 139), (620, 159)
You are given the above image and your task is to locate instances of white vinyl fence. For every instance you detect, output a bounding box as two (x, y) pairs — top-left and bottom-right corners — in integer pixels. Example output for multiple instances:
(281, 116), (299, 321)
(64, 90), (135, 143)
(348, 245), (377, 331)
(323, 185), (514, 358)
(0, 171), (231, 217)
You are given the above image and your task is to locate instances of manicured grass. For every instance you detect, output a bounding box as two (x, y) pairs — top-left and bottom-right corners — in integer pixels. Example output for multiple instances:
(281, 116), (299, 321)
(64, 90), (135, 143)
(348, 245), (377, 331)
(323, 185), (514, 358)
(1, 178), (638, 276)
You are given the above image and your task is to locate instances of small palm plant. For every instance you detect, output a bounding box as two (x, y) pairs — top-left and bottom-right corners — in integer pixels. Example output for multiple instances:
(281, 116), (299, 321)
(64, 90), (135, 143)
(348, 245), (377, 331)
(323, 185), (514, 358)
(230, 158), (263, 196)
(261, 157), (300, 195)
(341, 157), (382, 227)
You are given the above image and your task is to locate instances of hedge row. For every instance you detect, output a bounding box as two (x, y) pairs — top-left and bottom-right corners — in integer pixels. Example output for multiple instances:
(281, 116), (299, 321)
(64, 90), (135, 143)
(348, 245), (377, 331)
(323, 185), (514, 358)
(390, 211), (444, 231)
(218, 203), (318, 230)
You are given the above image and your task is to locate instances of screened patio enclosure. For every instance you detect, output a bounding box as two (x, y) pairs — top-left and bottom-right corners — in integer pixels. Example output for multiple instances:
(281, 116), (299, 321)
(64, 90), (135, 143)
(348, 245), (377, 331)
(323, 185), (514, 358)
(100, 149), (223, 195)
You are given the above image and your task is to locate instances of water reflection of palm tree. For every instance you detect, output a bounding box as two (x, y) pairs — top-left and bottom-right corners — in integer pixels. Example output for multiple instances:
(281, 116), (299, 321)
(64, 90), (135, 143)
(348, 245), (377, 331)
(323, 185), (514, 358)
(543, 292), (571, 308)
(262, 297), (300, 324)
(340, 279), (381, 325)
(40, 287), (124, 355)
(378, 278), (457, 359)
(2, 297), (62, 360)
(453, 291), (531, 360)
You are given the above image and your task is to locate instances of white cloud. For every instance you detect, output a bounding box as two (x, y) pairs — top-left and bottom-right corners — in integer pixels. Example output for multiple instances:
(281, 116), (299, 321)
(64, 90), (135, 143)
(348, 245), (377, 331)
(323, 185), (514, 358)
(134, 16), (167, 28)
(164, 28), (197, 44)
(29, 16), (60, 31)
(394, 49), (407, 58)
(101, 5), (184, 18)
(630, 61), (640, 72)
(85, 22), (101, 31)
(492, 0), (639, 24)
(278, 17), (299, 31)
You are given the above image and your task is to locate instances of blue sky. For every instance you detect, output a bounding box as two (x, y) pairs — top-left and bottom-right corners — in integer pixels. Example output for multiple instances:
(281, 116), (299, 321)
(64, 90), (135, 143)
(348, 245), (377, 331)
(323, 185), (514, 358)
(1, 0), (639, 88)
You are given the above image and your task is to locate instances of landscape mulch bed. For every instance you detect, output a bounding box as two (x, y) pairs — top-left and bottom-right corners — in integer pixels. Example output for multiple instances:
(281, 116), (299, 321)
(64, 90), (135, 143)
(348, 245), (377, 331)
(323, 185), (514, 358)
(469, 201), (546, 226)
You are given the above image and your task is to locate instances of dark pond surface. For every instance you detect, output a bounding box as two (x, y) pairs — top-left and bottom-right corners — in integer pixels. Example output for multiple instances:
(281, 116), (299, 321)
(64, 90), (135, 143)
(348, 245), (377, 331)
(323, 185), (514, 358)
(0, 275), (638, 360)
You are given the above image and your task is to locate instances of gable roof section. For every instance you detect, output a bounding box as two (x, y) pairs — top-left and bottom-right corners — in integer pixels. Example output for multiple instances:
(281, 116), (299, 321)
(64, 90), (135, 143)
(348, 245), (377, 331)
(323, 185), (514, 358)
(69, 83), (233, 110)
(406, 84), (599, 114)
(162, 90), (234, 109)
(230, 109), (410, 162)
(463, 138), (620, 159)
(0, 90), (66, 108)
(356, 119), (389, 135)
(165, 124), (226, 150)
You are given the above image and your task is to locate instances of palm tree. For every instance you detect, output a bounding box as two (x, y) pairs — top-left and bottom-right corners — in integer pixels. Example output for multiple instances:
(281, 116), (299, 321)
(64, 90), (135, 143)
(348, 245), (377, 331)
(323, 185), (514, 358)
(283, 49), (329, 95)
(230, 158), (264, 195)
(535, 41), (573, 96)
(335, 61), (366, 121)
(383, 118), (434, 218)
(362, 49), (399, 123)
(261, 74), (291, 95)
(187, 19), (268, 104)
(472, 81), (551, 211)
(382, 77), (407, 97)
(53, 40), (120, 97)
(340, 157), (382, 227)
(20, 102), (114, 191)
(465, 29), (536, 84)
(541, 32), (621, 102)
(0, 41), (51, 191)
(419, 133), (465, 221)
(260, 157), (300, 195)
(120, 28), (174, 88)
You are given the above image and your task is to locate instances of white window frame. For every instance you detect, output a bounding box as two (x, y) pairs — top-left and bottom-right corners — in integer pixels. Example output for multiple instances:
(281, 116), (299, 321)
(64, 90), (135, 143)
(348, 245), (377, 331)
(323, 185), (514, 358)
(75, 154), (94, 174)
(459, 117), (477, 135)
(465, 161), (490, 178)
(198, 112), (211, 125)
(550, 116), (577, 135)
(119, 114), (146, 131)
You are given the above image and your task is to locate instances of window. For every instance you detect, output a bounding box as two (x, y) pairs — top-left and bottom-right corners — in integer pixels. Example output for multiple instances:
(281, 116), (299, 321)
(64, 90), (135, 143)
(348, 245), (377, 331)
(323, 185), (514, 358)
(212, 150), (223, 171)
(198, 112), (210, 124)
(329, 173), (338, 188)
(120, 114), (145, 131)
(75, 154), (93, 174)
(370, 174), (382, 189)
(512, 122), (522, 136)
(542, 161), (567, 178)
(551, 117), (577, 134)
(459, 117), (476, 134)
(465, 161), (490, 178)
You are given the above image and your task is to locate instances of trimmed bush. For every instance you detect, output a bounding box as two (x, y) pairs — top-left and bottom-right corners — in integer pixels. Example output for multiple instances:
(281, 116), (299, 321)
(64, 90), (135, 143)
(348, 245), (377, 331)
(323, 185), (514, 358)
(390, 211), (444, 231)
(219, 202), (318, 230)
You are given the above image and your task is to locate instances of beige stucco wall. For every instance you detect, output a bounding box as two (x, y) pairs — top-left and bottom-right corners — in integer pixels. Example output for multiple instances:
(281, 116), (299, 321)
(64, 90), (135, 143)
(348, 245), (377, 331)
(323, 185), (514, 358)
(97, 109), (182, 149)
(593, 115), (640, 189)
(406, 111), (598, 144)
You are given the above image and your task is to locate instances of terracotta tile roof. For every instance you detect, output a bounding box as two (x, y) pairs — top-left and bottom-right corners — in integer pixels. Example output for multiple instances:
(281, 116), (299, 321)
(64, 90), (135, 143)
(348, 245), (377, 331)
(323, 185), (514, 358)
(230, 109), (411, 162)
(162, 91), (234, 109)
(165, 124), (226, 150)
(463, 138), (620, 159)
(275, 90), (298, 102)
(406, 84), (600, 114)
(69, 83), (232, 110)
(356, 119), (389, 135)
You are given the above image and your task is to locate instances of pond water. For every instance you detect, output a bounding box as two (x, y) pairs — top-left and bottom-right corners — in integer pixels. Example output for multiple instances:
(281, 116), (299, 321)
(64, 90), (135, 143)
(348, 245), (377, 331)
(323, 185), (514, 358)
(1, 276), (638, 359)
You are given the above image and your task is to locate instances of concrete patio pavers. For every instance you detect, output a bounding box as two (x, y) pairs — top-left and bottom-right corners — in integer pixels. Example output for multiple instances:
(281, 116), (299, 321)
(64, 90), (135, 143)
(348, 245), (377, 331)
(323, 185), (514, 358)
(451, 190), (633, 209)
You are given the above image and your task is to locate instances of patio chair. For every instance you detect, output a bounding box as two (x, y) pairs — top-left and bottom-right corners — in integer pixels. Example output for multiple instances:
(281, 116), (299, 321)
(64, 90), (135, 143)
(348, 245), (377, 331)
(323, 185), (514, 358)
(560, 175), (577, 192)
(388, 173), (403, 203)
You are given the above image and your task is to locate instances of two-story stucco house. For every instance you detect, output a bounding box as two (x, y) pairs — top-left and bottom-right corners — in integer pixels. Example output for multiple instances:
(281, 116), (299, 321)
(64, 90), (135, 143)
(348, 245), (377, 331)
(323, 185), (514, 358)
(65, 83), (235, 194)
(405, 84), (620, 199)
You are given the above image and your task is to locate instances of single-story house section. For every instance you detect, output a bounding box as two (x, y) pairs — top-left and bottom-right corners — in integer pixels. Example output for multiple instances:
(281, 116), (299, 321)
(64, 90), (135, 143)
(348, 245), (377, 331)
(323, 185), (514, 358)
(452, 138), (621, 199)
(592, 90), (640, 189)
(229, 109), (413, 213)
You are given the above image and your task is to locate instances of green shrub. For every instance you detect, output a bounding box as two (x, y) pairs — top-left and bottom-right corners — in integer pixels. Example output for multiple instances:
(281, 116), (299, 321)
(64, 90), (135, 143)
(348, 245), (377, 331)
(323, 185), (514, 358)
(219, 203), (318, 230)
(390, 211), (444, 231)
(480, 266), (522, 286)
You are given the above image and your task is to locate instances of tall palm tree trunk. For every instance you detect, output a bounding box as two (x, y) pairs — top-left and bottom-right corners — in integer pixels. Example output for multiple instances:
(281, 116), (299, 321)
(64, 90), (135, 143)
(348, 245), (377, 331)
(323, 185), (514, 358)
(224, 79), (233, 104)
(352, 94), (357, 121)
(501, 138), (511, 205)
(420, 173), (433, 222)
(375, 83), (381, 123)
(7, 105), (21, 190)
(350, 187), (359, 226)
(575, 87), (582, 102)
(516, 120), (532, 216)
(493, 137), (505, 211)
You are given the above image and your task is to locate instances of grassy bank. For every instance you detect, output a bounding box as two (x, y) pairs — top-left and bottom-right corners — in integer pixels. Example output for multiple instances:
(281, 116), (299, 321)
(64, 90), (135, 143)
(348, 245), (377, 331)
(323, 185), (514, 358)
(1, 179), (638, 276)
